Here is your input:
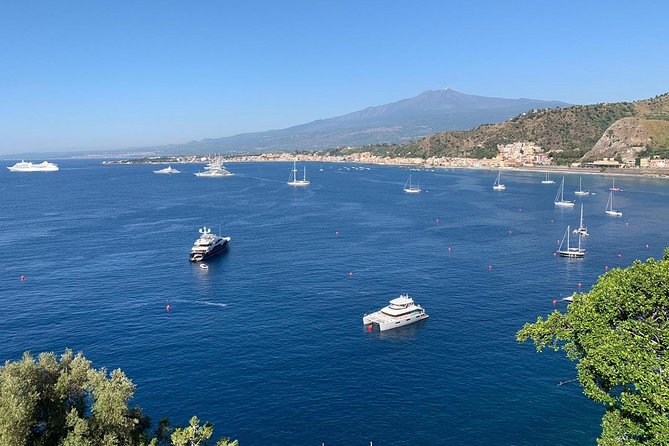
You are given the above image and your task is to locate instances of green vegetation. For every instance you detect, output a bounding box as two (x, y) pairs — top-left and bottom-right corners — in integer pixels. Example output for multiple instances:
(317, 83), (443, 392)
(517, 248), (669, 445)
(0, 350), (237, 446)
(331, 93), (669, 163)
(548, 148), (589, 166)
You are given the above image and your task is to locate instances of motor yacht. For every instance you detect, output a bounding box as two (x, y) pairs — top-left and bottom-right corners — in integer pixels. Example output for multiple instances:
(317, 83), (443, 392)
(189, 226), (231, 262)
(153, 165), (181, 174)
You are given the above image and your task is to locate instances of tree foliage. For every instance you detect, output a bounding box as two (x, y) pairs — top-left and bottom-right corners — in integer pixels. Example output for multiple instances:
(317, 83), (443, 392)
(0, 350), (237, 446)
(517, 248), (669, 445)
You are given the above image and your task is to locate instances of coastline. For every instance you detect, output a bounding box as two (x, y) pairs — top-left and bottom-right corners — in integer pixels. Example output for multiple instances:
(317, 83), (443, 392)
(100, 154), (669, 180)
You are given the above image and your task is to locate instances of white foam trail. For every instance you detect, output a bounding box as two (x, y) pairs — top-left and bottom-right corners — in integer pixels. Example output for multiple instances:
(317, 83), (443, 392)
(170, 299), (227, 308)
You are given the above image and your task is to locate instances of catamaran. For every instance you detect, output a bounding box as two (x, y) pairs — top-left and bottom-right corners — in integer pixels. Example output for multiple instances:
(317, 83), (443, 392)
(573, 203), (588, 236)
(492, 170), (506, 190)
(403, 174), (421, 193)
(605, 190), (622, 216)
(554, 178), (575, 207)
(288, 161), (310, 186)
(574, 177), (589, 196)
(541, 172), (555, 184)
(557, 225), (585, 258)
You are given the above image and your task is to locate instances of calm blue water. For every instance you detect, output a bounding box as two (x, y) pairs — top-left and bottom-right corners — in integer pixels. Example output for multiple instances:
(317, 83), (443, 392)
(2, 160), (668, 445)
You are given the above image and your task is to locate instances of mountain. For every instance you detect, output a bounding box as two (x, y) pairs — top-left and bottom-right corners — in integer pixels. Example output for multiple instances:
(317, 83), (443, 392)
(375, 93), (669, 163)
(152, 89), (570, 154)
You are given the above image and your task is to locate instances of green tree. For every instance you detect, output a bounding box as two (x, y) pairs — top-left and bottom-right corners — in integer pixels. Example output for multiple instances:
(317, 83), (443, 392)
(517, 248), (669, 445)
(171, 416), (238, 446)
(0, 350), (148, 446)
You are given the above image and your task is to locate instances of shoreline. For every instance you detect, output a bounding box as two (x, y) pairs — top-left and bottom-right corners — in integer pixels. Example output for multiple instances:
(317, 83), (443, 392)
(100, 155), (669, 180)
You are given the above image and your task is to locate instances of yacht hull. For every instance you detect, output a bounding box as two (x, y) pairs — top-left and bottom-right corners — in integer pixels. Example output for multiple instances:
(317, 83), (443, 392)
(363, 312), (429, 331)
(189, 239), (230, 262)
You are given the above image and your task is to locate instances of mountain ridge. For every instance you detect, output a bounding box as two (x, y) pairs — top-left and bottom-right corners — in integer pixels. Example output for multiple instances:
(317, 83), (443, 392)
(143, 89), (570, 155)
(358, 92), (669, 164)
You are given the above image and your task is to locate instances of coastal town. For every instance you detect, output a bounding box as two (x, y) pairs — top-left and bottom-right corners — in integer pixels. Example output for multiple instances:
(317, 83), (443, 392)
(103, 141), (669, 176)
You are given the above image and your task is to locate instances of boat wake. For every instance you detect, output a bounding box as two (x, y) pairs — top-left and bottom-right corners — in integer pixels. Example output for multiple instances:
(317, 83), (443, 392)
(170, 299), (227, 309)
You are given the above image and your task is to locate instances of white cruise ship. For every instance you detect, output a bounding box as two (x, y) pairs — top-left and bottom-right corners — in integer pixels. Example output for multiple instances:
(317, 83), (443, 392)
(189, 226), (231, 262)
(7, 160), (59, 172)
(363, 294), (429, 331)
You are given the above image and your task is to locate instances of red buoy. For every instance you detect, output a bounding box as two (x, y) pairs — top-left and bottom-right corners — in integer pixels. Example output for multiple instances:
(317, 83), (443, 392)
(605, 265), (609, 271)
(488, 265), (493, 271)
(166, 305), (171, 312)
(578, 282), (582, 289)
(335, 231), (340, 236)
(367, 325), (373, 332)
(552, 300), (557, 306)
(20, 275), (25, 281)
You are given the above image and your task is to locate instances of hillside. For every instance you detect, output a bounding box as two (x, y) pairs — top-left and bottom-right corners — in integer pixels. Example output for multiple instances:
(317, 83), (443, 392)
(364, 93), (669, 163)
(147, 89), (569, 154)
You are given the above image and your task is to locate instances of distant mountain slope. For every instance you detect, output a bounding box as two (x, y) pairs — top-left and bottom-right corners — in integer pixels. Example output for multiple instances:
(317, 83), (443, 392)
(375, 93), (669, 162)
(155, 89), (569, 154)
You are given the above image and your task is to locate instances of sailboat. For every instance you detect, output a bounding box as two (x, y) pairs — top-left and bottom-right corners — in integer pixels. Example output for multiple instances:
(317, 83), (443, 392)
(573, 203), (589, 236)
(492, 170), (506, 190)
(554, 178), (575, 207)
(557, 225), (585, 258)
(541, 172), (555, 184)
(610, 178), (620, 192)
(288, 161), (310, 186)
(403, 174), (421, 193)
(605, 190), (622, 216)
(574, 177), (589, 196)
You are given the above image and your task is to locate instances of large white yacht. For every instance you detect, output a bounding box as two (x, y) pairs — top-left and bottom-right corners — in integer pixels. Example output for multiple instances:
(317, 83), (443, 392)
(363, 294), (429, 331)
(189, 226), (231, 262)
(153, 165), (181, 174)
(194, 160), (234, 177)
(7, 160), (59, 172)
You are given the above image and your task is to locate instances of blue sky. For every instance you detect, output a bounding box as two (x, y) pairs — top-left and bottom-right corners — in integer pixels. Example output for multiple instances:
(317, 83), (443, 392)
(1, 0), (668, 154)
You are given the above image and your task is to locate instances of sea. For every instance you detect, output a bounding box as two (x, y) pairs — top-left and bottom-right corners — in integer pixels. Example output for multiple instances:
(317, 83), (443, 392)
(2, 160), (669, 445)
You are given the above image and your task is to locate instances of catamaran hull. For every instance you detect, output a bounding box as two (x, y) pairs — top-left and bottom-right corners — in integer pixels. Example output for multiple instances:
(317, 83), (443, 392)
(363, 313), (429, 331)
(558, 250), (585, 258)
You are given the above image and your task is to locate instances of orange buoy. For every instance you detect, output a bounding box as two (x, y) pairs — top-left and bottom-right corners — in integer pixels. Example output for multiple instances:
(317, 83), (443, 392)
(166, 305), (171, 312)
